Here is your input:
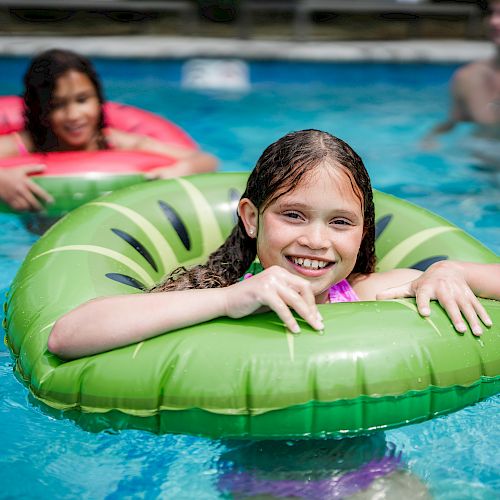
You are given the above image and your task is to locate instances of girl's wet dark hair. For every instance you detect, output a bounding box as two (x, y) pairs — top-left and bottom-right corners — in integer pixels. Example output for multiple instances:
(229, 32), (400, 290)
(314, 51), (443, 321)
(155, 129), (375, 292)
(23, 48), (106, 152)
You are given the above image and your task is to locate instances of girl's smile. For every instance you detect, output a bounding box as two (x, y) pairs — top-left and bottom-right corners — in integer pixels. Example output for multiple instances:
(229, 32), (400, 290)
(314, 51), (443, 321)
(241, 164), (365, 304)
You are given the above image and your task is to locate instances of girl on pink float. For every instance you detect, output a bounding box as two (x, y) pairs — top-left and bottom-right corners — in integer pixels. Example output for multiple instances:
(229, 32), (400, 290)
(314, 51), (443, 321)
(0, 48), (217, 211)
(48, 129), (499, 360)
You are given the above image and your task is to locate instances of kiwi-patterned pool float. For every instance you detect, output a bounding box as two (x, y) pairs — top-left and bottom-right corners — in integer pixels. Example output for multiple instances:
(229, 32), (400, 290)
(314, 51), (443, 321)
(4, 173), (500, 438)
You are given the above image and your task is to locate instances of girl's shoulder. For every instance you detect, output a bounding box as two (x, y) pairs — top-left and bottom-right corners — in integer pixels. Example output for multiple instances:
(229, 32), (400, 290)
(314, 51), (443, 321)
(350, 268), (421, 301)
(0, 130), (33, 157)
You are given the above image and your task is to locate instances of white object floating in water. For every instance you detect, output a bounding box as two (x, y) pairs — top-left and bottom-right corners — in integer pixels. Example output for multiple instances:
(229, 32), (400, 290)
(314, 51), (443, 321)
(182, 59), (250, 91)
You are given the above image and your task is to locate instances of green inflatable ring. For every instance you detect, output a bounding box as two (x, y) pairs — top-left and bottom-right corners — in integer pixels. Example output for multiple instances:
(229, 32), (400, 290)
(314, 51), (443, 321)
(4, 173), (500, 438)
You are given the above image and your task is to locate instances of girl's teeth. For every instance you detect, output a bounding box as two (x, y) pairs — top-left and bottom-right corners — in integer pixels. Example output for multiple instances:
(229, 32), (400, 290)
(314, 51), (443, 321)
(292, 258), (327, 270)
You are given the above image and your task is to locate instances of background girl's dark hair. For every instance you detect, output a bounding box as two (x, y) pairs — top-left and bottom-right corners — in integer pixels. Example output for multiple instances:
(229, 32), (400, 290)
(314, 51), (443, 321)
(23, 48), (107, 152)
(154, 129), (375, 292)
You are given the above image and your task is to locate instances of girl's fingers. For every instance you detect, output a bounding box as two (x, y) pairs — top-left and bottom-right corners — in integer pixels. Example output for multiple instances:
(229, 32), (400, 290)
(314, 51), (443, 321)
(256, 269), (322, 332)
(290, 278), (323, 328)
(414, 286), (432, 317)
(472, 298), (492, 328)
(458, 298), (483, 336)
(278, 284), (323, 331)
(267, 295), (301, 333)
(437, 296), (467, 333)
(26, 179), (53, 204)
(457, 294), (492, 336)
(21, 163), (46, 175)
(20, 188), (43, 211)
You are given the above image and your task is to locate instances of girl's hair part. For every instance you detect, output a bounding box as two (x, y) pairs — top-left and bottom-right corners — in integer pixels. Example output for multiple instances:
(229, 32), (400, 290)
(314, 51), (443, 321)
(23, 48), (107, 152)
(153, 129), (375, 292)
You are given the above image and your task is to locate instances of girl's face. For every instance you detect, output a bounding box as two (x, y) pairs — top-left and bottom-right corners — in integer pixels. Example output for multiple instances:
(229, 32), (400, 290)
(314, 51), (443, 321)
(488, 1), (500, 46)
(241, 165), (365, 304)
(48, 70), (101, 151)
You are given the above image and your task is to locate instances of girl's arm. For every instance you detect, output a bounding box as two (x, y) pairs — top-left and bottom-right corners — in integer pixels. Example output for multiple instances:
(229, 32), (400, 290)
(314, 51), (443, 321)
(372, 261), (498, 335)
(0, 133), (52, 211)
(106, 128), (218, 176)
(48, 266), (323, 360)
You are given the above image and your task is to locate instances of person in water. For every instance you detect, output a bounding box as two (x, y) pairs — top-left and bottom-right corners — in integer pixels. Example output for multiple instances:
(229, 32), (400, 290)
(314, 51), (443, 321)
(423, 0), (500, 149)
(48, 129), (500, 360)
(0, 48), (218, 211)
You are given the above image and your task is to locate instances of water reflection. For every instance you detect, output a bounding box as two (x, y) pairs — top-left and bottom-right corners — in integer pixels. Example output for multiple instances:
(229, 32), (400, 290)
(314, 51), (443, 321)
(216, 434), (430, 499)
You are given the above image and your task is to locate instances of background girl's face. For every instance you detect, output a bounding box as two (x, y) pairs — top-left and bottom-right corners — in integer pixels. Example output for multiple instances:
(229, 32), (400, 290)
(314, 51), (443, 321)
(488, 1), (500, 45)
(254, 165), (365, 303)
(48, 70), (101, 151)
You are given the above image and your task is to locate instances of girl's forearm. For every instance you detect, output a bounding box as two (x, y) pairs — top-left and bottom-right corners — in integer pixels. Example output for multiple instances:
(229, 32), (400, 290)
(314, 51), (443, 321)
(137, 136), (218, 173)
(445, 261), (500, 300)
(163, 151), (218, 175)
(48, 288), (228, 360)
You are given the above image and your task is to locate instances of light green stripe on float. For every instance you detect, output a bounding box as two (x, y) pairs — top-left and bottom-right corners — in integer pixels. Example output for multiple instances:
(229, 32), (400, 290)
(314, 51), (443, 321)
(177, 178), (224, 258)
(33, 245), (155, 288)
(90, 201), (179, 273)
(378, 227), (458, 270)
(393, 299), (443, 337)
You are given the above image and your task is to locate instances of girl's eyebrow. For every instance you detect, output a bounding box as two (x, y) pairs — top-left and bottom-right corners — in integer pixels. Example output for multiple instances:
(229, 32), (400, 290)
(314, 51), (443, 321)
(276, 202), (312, 211)
(52, 89), (95, 101)
(277, 202), (362, 219)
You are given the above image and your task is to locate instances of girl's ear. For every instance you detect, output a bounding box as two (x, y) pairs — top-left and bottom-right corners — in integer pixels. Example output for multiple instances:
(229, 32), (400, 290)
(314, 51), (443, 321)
(238, 198), (258, 238)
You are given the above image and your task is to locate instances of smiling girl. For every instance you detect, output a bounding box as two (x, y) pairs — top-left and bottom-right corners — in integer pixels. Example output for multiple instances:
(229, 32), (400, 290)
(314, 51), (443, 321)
(0, 49), (217, 211)
(48, 129), (500, 360)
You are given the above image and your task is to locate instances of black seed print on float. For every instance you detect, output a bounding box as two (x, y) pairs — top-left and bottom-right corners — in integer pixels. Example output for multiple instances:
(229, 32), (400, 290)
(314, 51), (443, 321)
(111, 228), (158, 272)
(158, 200), (191, 250)
(410, 256), (448, 271)
(375, 214), (392, 240)
(105, 273), (145, 290)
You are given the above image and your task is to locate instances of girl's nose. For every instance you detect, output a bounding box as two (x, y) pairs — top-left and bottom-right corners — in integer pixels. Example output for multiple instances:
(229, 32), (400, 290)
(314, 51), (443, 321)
(66, 102), (80, 120)
(297, 223), (330, 249)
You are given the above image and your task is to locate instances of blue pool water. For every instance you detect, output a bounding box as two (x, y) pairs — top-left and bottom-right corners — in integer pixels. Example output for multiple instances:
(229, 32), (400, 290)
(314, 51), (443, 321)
(0, 57), (498, 499)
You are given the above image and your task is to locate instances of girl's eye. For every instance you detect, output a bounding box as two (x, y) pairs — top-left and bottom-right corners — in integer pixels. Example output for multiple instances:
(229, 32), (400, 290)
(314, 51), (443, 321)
(331, 219), (352, 226)
(283, 211), (303, 220)
(51, 101), (63, 110)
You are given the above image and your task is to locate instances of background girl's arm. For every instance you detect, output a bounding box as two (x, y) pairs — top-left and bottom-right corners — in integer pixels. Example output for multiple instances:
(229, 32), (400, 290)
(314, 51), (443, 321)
(48, 266), (323, 360)
(369, 261), (497, 335)
(107, 128), (218, 177)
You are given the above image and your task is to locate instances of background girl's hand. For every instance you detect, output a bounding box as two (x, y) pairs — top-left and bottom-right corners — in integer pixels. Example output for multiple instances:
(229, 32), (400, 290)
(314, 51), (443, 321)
(377, 261), (492, 336)
(0, 165), (53, 211)
(223, 266), (324, 333)
(144, 162), (191, 180)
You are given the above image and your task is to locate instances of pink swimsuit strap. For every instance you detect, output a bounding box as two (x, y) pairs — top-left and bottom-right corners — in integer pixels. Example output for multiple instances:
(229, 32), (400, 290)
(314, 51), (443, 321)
(13, 132), (29, 156)
(328, 279), (359, 303)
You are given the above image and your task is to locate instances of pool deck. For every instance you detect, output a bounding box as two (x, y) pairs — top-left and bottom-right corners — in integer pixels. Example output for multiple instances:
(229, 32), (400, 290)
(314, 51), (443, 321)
(0, 36), (492, 62)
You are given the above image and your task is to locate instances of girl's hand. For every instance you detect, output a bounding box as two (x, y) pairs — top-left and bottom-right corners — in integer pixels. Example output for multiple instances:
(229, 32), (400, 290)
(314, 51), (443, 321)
(223, 265), (324, 333)
(0, 165), (53, 211)
(377, 261), (492, 336)
(144, 162), (191, 180)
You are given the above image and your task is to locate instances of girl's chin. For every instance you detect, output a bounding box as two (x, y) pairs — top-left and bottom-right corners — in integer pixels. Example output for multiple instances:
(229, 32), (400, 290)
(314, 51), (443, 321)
(61, 138), (93, 150)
